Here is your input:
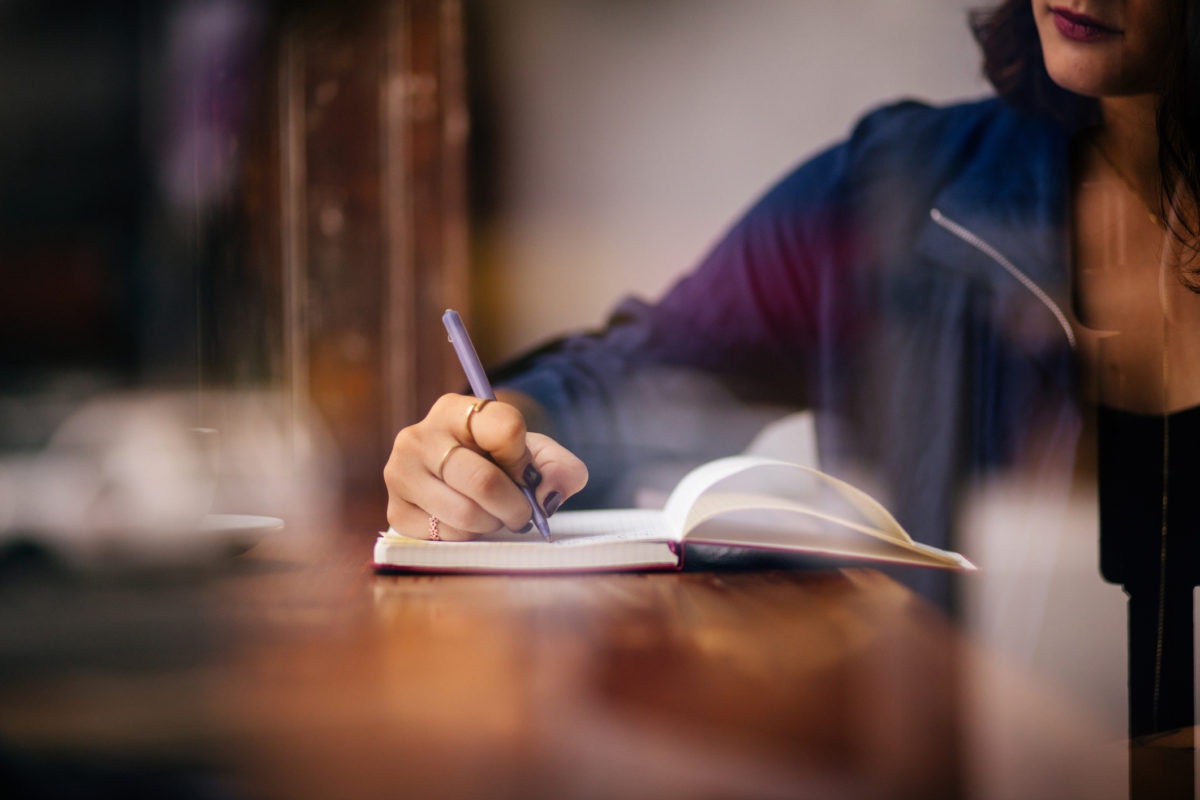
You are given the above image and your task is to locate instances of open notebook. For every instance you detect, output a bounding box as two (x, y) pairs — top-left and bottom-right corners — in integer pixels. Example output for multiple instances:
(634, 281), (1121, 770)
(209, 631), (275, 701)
(373, 456), (974, 573)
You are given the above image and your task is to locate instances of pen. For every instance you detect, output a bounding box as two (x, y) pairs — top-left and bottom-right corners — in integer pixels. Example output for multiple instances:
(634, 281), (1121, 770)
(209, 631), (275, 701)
(442, 309), (553, 541)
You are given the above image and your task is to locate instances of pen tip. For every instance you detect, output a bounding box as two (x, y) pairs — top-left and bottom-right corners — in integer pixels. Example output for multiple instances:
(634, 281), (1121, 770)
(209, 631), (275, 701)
(533, 511), (553, 542)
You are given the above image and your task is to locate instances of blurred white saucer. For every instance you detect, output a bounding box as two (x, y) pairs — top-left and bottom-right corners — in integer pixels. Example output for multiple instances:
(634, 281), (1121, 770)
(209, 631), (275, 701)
(194, 513), (284, 555)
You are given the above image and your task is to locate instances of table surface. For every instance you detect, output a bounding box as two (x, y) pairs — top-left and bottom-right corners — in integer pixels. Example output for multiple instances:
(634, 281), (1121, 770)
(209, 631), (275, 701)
(0, 510), (1183, 800)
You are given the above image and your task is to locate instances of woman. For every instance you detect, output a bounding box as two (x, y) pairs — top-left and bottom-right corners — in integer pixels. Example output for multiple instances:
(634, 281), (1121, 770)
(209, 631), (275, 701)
(1036, 0), (1200, 739)
(383, 0), (1197, 643)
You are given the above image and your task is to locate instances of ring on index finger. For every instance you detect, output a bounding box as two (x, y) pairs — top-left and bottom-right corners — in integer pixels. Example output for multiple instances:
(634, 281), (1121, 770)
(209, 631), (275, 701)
(463, 397), (493, 444)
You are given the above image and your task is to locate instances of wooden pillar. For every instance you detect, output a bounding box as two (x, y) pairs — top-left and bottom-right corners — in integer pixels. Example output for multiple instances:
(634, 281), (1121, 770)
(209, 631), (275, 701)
(271, 0), (469, 502)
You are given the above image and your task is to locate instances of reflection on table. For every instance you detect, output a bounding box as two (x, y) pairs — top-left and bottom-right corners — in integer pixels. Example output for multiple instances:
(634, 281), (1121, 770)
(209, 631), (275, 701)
(0, 515), (1178, 799)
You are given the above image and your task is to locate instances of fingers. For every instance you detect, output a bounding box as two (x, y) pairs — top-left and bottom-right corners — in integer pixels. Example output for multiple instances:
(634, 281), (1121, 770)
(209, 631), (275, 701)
(426, 393), (542, 488)
(383, 393), (590, 540)
(386, 423), (520, 538)
(525, 432), (588, 516)
(454, 395), (531, 468)
(437, 442), (539, 531)
(385, 494), (482, 542)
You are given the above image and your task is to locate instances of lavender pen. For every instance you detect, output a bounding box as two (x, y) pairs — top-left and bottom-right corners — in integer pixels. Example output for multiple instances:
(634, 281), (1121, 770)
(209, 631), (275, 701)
(442, 309), (553, 541)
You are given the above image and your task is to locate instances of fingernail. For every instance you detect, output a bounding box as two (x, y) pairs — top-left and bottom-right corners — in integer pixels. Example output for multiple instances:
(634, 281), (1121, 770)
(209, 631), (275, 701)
(522, 463), (543, 489)
(543, 491), (563, 516)
(516, 521), (533, 533)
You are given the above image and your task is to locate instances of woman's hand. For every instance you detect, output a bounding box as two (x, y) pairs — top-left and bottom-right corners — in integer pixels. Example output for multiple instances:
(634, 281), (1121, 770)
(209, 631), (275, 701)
(384, 392), (588, 540)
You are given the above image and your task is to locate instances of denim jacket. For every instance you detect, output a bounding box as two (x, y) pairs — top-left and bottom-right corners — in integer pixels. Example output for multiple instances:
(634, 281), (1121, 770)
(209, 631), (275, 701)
(499, 98), (1082, 601)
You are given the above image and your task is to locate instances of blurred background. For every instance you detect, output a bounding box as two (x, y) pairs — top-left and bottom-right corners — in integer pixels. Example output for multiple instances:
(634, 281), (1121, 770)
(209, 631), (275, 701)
(0, 0), (984, 526)
(0, 0), (1134, 764)
(470, 0), (984, 357)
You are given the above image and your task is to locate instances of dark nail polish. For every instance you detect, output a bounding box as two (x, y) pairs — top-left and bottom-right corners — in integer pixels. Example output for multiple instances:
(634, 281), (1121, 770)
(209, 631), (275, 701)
(516, 521), (533, 533)
(543, 491), (563, 517)
(522, 463), (543, 489)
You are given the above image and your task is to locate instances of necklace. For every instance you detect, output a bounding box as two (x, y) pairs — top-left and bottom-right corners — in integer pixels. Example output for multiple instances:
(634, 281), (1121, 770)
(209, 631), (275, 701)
(1089, 136), (1166, 229)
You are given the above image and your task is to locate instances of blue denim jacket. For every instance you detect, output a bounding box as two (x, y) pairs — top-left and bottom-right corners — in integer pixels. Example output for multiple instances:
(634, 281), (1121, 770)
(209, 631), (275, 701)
(499, 98), (1082, 600)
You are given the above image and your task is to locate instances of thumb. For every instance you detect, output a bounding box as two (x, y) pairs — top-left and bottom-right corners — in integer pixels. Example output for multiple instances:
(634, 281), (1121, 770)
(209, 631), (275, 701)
(525, 432), (588, 514)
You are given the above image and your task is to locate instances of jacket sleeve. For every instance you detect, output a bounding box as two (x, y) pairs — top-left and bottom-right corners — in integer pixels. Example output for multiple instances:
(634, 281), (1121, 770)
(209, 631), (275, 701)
(495, 115), (883, 506)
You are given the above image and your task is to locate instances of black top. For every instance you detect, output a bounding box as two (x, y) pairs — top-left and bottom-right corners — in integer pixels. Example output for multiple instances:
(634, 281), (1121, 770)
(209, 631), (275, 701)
(1098, 404), (1200, 589)
(1097, 404), (1200, 737)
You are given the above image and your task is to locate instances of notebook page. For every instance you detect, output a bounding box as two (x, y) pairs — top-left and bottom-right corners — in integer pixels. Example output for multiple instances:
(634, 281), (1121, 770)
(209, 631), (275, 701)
(382, 508), (670, 546)
(536, 508), (673, 542)
(375, 509), (677, 572)
(669, 456), (912, 545)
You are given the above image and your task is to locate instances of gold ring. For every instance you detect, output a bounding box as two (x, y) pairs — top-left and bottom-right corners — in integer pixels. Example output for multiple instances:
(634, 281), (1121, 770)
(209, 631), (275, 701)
(428, 515), (442, 541)
(464, 397), (493, 443)
(436, 443), (463, 482)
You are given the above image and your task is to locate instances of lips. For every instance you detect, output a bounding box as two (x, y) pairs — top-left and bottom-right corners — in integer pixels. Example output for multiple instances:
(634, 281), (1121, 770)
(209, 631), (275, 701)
(1050, 6), (1123, 42)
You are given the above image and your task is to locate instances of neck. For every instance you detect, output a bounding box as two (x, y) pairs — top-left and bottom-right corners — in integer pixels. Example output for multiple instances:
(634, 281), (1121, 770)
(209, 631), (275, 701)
(1096, 95), (1162, 205)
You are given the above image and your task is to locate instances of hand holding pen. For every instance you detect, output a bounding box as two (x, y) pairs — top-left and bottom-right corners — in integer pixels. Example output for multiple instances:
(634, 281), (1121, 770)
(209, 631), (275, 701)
(382, 310), (588, 542)
(442, 309), (553, 540)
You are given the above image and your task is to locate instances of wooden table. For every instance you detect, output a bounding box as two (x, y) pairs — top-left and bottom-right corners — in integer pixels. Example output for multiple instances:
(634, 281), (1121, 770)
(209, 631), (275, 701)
(0, 514), (1164, 799)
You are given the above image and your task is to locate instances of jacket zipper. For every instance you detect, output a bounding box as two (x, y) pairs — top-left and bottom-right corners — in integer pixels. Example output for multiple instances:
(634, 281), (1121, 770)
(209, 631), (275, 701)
(929, 208), (1076, 350)
(935, 209), (1179, 733)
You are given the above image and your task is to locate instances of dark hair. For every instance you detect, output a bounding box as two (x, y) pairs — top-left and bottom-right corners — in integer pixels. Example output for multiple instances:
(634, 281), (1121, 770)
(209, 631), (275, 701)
(971, 0), (1200, 276)
(1157, 2), (1200, 273)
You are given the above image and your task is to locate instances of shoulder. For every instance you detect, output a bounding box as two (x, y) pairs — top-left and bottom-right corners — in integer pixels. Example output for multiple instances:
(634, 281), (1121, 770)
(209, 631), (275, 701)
(842, 96), (1064, 181)
(758, 98), (1058, 203)
(741, 99), (1035, 228)
(753, 96), (1070, 234)
(715, 97), (1069, 266)
(849, 96), (1055, 147)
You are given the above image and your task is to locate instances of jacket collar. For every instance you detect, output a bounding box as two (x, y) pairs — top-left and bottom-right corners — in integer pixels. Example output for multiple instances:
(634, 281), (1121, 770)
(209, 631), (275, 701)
(914, 110), (1076, 349)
